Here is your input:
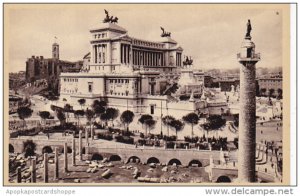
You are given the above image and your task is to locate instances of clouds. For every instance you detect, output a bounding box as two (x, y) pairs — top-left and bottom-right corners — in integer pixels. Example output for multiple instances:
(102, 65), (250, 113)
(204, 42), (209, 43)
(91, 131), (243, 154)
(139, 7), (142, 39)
(6, 4), (284, 72)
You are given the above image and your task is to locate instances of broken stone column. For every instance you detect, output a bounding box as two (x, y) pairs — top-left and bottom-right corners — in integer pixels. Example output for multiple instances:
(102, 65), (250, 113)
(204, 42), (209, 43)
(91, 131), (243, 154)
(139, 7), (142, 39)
(43, 153), (48, 183)
(64, 142), (68, 172)
(72, 136), (76, 166)
(209, 155), (214, 167)
(54, 147), (59, 179)
(79, 130), (82, 161)
(17, 166), (22, 183)
(219, 148), (225, 165)
(85, 128), (89, 144)
(91, 126), (94, 140)
(31, 159), (36, 183)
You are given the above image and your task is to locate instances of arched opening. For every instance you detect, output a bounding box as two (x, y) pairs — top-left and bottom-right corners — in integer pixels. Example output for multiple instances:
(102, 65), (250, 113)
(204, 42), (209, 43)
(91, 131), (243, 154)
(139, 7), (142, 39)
(216, 176), (231, 183)
(42, 146), (53, 154)
(91, 153), (103, 161)
(188, 160), (203, 167)
(60, 147), (72, 154)
(82, 148), (85, 154)
(127, 156), (141, 163)
(168, 158), (182, 166)
(9, 144), (14, 153)
(109, 155), (121, 162)
(23, 140), (36, 158)
(147, 157), (160, 164)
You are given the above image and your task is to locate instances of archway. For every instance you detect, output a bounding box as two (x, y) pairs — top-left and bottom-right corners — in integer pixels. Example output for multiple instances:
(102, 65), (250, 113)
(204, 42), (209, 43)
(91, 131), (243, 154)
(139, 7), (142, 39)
(216, 176), (231, 183)
(188, 160), (203, 167)
(9, 144), (14, 153)
(42, 146), (53, 154)
(60, 147), (72, 154)
(168, 158), (182, 166)
(147, 157), (160, 164)
(91, 153), (103, 161)
(127, 156), (141, 163)
(109, 155), (122, 162)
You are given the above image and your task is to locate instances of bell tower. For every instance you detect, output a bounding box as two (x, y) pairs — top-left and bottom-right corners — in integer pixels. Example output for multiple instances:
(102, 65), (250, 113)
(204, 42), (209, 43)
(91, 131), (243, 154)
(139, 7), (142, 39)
(52, 42), (59, 60)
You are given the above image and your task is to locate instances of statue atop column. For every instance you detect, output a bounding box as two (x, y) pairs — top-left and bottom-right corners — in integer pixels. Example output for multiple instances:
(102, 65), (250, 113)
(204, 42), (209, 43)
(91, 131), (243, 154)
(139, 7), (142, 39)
(103, 9), (118, 24)
(245, 19), (252, 39)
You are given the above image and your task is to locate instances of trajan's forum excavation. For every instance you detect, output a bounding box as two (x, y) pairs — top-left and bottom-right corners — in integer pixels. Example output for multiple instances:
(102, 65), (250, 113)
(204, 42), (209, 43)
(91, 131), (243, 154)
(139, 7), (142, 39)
(6, 4), (288, 184)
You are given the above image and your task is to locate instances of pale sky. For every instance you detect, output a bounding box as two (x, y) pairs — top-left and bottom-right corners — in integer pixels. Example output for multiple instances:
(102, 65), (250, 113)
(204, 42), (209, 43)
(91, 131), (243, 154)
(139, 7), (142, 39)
(6, 4), (286, 72)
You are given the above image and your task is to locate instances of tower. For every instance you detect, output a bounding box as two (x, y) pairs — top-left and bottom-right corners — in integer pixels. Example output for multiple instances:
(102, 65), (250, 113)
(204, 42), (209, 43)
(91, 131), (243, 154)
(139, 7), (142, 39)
(52, 42), (59, 60)
(237, 19), (260, 182)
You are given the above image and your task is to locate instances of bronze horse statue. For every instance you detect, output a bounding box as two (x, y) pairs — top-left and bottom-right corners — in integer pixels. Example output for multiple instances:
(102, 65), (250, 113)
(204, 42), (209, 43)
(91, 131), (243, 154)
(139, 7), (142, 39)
(103, 9), (118, 24)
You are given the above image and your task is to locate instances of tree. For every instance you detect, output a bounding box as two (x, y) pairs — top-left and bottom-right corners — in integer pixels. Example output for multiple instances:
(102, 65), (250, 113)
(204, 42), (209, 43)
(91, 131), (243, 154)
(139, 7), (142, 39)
(17, 106), (33, 129)
(162, 115), (175, 137)
(144, 119), (156, 136)
(120, 110), (134, 132)
(56, 110), (66, 126)
(170, 119), (185, 139)
(201, 115), (226, 135)
(182, 113), (199, 139)
(92, 100), (106, 119)
(100, 112), (110, 127)
(85, 108), (95, 133)
(106, 107), (119, 126)
(39, 111), (50, 125)
(78, 98), (86, 109)
(23, 140), (36, 158)
(64, 104), (72, 122)
(138, 114), (153, 135)
(74, 110), (85, 126)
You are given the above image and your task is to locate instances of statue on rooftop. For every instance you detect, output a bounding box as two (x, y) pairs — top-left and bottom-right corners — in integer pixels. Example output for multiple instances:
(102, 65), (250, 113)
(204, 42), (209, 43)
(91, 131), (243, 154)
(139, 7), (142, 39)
(246, 19), (252, 38)
(160, 27), (171, 37)
(103, 9), (118, 23)
(183, 56), (193, 66)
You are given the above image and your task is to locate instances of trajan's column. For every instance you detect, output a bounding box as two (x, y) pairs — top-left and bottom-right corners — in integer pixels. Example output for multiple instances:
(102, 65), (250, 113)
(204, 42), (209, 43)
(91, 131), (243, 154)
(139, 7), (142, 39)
(237, 19), (260, 182)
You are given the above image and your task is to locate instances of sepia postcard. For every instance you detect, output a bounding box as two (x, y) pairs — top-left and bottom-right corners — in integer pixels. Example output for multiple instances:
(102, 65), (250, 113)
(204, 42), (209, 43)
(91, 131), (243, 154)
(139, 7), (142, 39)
(3, 3), (291, 186)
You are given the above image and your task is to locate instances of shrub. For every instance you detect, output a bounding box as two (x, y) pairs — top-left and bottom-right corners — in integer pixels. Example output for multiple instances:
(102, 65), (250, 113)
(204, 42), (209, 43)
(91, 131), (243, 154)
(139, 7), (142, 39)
(97, 133), (113, 141)
(163, 135), (177, 141)
(166, 141), (175, 149)
(115, 135), (134, 144)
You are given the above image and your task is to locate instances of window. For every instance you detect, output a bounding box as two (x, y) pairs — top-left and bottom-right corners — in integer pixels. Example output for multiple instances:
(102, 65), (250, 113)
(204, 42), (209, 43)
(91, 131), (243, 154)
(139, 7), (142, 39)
(150, 105), (154, 114)
(88, 82), (93, 93)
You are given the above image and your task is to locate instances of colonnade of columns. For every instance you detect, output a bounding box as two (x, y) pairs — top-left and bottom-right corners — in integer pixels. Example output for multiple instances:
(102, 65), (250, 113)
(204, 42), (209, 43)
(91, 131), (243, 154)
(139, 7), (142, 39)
(132, 49), (164, 67)
(15, 129), (90, 183)
(93, 44), (107, 64)
(121, 44), (131, 64)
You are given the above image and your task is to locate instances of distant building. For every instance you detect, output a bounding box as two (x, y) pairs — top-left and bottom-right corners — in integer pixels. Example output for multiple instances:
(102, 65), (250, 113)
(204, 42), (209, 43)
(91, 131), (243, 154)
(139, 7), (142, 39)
(25, 43), (83, 93)
(9, 71), (26, 90)
(216, 78), (240, 92)
(257, 77), (282, 97)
